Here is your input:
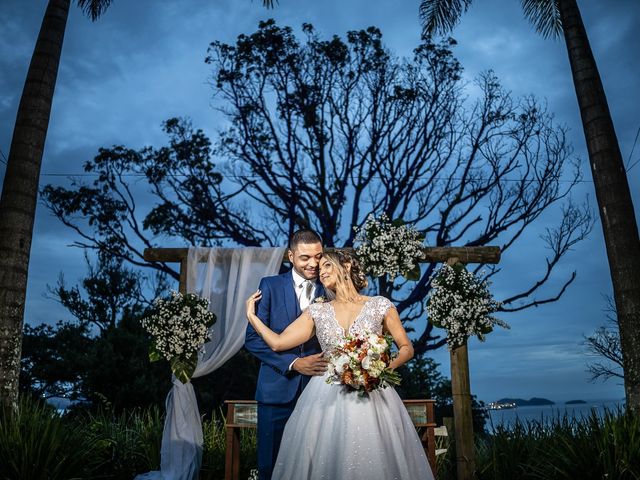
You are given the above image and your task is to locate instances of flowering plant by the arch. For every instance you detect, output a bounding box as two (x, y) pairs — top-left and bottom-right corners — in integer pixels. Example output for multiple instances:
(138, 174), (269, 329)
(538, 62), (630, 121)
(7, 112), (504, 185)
(141, 291), (216, 383)
(354, 213), (426, 280)
(426, 263), (508, 350)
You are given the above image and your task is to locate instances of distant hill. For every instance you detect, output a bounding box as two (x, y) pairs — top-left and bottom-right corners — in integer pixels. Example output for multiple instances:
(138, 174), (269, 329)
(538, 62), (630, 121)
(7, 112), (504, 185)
(496, 397), (555, 406)
(565, 399), (587, 404)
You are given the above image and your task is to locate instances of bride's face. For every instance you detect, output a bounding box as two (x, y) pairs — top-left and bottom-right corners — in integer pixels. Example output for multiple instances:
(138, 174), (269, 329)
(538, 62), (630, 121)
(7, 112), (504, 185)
(319, 259), (337, 290)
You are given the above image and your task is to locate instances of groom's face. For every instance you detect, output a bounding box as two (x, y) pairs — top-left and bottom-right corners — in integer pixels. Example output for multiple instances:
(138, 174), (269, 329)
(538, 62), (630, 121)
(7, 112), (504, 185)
(289, 242), (323, 280)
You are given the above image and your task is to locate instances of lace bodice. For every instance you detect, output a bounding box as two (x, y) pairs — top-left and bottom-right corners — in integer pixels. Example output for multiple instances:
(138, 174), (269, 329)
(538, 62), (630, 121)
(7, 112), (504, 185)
(307, 296), (395, 352)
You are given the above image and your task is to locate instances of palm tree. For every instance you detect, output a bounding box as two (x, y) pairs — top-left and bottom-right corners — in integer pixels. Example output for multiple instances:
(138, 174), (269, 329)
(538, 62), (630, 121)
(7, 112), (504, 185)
(420, 0), (640, 411)
(0, 0), (115, 408)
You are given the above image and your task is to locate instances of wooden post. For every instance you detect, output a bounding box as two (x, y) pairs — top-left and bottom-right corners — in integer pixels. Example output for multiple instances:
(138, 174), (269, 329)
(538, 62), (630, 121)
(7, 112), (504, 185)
(179, 257), (188, 294)
(447, 257), (475, 480)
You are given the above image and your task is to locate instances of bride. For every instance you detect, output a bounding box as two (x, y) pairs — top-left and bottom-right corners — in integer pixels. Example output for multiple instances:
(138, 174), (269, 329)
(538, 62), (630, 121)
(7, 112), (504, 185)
(245, 250), (435, 480)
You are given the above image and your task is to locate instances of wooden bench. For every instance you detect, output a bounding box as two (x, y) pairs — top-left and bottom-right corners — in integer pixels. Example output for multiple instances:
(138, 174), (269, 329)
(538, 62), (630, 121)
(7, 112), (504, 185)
(224, 399), (437, 479)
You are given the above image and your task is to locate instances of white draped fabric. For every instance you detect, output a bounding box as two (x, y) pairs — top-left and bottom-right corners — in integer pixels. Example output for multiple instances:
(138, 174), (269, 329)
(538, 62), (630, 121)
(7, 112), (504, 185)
(135, 246), (286, 480)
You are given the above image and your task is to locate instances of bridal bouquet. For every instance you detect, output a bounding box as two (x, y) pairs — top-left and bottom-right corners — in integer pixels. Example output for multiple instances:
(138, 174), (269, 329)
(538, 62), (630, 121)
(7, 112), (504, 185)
(326, 331), (401, 395)
(354, 213), (425, 280)
(141, 291), (216, 383)
(427, 263), (507, 350)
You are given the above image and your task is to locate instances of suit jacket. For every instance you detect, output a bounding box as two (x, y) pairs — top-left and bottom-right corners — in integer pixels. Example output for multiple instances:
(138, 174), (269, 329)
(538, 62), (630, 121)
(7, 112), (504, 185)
(244, 271), (323, 404)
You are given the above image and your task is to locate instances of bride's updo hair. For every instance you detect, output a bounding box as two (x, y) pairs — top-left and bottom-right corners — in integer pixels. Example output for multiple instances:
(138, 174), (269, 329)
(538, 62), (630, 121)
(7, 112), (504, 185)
(322, 249), (368, 292)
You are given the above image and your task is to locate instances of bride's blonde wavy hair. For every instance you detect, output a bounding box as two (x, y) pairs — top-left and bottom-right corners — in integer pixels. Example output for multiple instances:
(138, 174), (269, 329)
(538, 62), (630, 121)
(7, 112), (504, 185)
(321, 250), (368, 300)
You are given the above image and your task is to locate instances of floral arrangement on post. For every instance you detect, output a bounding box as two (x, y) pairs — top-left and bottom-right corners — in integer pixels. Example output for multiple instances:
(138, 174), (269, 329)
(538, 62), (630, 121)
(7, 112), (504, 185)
(426, 263), (508, 350)
(141, 291), (216, 383)
(326, 331), (401, 396)
(354, 213), (426, 280)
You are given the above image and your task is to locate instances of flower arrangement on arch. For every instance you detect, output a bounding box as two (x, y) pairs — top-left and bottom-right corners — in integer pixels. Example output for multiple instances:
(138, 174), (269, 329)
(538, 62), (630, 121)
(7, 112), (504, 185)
(326, 331), (401, 396)
(426, 262), (508, 350)
(354, 213), (426, 280)
(141, 291), (216, 383)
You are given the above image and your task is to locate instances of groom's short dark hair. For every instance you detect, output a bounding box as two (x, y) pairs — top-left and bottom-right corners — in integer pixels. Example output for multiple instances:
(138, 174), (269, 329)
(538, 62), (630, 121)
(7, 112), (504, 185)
(289, 229), (322, 251)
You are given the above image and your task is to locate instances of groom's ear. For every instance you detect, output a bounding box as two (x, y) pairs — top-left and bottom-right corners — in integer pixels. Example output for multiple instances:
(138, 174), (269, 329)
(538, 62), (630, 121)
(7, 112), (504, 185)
(287, 249), (294, 264)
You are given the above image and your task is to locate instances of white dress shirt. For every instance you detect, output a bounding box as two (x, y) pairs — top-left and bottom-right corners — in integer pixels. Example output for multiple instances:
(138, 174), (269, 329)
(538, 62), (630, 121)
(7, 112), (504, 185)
(289, 269), (318, 371)
(291, 268), (316, 311)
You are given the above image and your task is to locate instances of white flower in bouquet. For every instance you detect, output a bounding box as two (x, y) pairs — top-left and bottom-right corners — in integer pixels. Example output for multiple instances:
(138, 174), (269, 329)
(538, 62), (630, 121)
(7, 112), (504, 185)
(426, 263), (508, 351)
(354, 213), (426, 280)
(141, 290), (216, 383)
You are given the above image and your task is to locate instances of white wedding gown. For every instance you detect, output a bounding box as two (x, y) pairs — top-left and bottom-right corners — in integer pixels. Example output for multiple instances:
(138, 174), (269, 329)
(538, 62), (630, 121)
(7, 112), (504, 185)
(272, 296), (435, 480)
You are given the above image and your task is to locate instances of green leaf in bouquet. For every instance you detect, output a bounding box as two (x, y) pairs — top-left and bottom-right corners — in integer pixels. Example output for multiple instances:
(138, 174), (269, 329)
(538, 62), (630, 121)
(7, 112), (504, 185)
(478, 323), (494, 335)
(381, 368), (402, 387)
(206, 312), (217, 328)
(149, 343), (162, 362)
(391, 217), (406, 227)
(171, 355), (198, 384)
(429, 318), (443, 329)
(403, 264), (421, 281)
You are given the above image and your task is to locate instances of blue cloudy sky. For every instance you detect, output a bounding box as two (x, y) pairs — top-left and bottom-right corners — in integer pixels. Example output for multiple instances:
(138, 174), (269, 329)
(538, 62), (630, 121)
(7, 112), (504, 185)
(1, 0), (639, 404)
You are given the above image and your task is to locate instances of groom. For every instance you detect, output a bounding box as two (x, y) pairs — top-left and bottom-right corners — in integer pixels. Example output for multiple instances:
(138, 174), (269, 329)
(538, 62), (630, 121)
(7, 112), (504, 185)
(245, 229), (328, 480)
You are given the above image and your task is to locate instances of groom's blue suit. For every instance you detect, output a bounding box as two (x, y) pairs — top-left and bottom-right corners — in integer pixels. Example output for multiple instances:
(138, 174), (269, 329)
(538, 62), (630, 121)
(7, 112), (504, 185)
(244, 271), (322, 480)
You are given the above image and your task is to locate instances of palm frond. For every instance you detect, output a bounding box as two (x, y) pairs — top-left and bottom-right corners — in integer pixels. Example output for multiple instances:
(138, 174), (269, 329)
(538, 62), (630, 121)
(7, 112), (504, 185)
(521, 0), (563, 38)
(76, 0), (114, 21)
(262, 0), (278, 8)
(419, 0), (473, 37)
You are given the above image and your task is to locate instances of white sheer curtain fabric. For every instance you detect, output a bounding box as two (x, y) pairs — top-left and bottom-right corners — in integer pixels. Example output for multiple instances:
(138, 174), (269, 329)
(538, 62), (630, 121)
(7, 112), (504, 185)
(135, 246), (286, 480)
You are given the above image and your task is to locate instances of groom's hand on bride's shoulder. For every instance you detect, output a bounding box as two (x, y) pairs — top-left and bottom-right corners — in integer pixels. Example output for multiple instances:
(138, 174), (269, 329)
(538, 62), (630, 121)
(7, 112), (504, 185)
(292, 353), (328, 376)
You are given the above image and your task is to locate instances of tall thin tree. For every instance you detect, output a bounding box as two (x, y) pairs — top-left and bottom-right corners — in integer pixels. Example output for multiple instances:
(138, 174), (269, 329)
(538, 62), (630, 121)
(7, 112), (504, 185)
(0, 0), (116, 408)
(420, 0), (640, 411)
(0, 0), (284, 408)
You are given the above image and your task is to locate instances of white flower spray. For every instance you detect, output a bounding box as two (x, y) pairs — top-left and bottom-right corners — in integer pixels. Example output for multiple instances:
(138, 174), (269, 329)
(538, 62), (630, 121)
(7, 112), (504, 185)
(141, 291), (216, 383)
(354, 213), (425, 280)
(426, 263), (509, 350)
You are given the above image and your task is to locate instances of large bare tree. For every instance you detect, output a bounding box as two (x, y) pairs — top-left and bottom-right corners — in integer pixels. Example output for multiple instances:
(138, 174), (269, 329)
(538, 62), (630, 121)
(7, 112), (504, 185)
(419, 0), (640, 412)
(43, 22), (592, 356)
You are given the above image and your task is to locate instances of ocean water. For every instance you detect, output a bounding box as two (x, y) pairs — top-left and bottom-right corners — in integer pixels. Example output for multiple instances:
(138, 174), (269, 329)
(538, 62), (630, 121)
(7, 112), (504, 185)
(485, 399), (625, 430)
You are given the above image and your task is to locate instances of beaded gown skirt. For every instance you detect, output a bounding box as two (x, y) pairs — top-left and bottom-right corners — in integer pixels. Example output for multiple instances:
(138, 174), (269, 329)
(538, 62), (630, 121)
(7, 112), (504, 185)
(271, 297), (435, 480)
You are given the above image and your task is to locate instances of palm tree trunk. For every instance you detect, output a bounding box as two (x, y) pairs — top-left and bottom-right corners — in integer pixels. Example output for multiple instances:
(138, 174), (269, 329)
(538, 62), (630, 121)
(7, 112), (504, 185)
(0, 0), (70, 407)
(559, 0), (640, 411)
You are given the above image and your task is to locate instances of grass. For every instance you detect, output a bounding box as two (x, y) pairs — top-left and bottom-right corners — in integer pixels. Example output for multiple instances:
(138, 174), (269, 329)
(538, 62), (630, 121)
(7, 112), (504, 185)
(1, 396), (638, 479)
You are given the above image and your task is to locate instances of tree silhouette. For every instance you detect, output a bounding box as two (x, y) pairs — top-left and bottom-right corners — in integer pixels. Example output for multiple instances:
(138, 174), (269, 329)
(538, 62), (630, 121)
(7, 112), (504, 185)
(43, 21), (592, 356)
(420, 0), (640, 412)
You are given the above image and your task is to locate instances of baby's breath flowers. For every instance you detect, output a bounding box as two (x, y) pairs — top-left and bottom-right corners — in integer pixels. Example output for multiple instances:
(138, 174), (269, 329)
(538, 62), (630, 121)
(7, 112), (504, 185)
(141, 291), (216, 383)
(426, 263), (508, 350)
(354, 214), (425, 280)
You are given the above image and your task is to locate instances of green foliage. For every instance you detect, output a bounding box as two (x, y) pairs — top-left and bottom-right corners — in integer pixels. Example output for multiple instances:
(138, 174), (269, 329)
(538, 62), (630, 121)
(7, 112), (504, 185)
(200, 413), (258, 479)
(20, 321), (92, 400)
(80, 314), (172, 411)
(81, 407), (164, 479)
(5, 396), (638, 479)
(0, 398), (97, 480)
(20, 254), (260, 415)
(20, 255), (171, 411)
(437, 408), (640, 480)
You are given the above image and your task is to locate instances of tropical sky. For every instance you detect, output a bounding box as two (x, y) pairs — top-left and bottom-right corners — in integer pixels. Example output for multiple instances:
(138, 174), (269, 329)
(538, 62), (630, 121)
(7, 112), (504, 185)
(1, 0), (639, 404)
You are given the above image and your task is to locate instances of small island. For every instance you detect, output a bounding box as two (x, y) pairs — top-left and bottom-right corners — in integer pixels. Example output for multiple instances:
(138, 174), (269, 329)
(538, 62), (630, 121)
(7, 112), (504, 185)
(565, 400), (587, 405)
(495, 397), (555, 406)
